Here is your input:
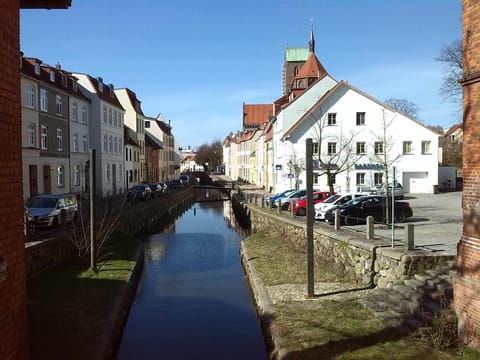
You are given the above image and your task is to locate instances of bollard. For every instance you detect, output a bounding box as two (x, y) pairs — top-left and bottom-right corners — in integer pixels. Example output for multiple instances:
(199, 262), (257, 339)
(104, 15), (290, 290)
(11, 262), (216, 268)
(269, 196), (273, 209)
(334, 208), (340, 230)
(261, 196), (265, 208)
(254, 195), (258, 206)
(366, 216), (374, 240)
(291, 200), (296, 218)
(406, 223), (415, 250)
(277, 199), (282, 214)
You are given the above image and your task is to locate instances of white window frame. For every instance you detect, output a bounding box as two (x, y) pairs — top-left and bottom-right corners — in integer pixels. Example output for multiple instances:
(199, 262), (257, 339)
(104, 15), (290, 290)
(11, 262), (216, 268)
(109, 135), (113, 153)
(82, 135), (88, 152)
(40, 89), (48, 112)
(103, 134), (108, 153)
(72, 132), (78, 152)
(374, 172), (383, 186)
(55, 95), (63, 116)
(403, 141), (413, 155)
(103, 106), (107, 123)
(327, 113), (337, 126)
(27, 122), (36, 147)
(72, 101), (78, 121)
(327, 142), (337, 155)
(56, 128), (64, 151)
(57, 164), (65, 187)
(356, 112), (366, 126)
(422, 140), (431, 154)
(356, 172), (366, 185)
(40, 125), (48, 149)
(25, 84), (35, 108)
(74, 164), (81, 186)
(374, 141), (384, 155)
(81, 105), (88, 124)
(356, 142), (366, 155)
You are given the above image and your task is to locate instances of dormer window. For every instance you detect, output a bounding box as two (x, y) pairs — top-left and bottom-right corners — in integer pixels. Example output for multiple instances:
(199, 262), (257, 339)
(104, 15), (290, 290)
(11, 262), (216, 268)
(61, 73), (67, 87)
(97, 77), (103, 92)
(109, 84), (114, 97)
(34, 63), (40, 75)
(50, 70), (55, 82)
(72, 81), (77, 92)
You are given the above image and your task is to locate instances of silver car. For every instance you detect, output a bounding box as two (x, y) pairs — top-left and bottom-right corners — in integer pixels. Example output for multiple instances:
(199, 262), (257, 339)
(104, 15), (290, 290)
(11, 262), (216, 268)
(27, 193), (79, 228)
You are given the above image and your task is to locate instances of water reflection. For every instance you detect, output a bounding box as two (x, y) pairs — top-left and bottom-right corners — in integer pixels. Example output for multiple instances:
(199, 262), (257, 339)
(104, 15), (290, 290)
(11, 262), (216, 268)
(117, 201), (266, 360)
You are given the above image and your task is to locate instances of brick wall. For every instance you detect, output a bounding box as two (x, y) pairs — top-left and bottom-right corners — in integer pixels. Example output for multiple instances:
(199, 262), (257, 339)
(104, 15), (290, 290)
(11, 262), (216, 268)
(0, 0), (29, 359)
(455, 0), (480, 349)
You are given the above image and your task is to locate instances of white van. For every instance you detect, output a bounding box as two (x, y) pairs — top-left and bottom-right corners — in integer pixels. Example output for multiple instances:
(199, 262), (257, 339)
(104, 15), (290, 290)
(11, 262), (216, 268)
(314, 193), (367, 220)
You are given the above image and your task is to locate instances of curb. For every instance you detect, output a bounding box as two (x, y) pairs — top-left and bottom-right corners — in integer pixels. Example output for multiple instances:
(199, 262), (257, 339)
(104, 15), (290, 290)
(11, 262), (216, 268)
(240, 241), (288, 359)
(99, 239), (145, 360)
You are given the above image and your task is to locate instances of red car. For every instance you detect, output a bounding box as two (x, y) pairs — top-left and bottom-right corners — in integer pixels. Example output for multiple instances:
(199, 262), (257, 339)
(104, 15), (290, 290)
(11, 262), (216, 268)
(288, 191), (334, 216)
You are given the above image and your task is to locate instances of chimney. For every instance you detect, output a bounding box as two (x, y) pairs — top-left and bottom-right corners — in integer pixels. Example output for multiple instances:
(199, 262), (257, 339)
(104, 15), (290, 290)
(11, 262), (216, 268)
(55, 62), (61, 70)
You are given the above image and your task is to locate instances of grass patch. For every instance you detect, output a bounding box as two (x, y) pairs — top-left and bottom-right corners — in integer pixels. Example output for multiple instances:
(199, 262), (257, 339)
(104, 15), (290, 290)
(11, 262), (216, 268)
(243, 230), (476, 359)
(27, 231), (141, 360)
(243, 230), (345, 285)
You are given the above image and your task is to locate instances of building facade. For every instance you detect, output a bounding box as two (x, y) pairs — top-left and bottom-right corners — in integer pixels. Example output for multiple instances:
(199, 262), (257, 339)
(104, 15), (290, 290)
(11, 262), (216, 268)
(455, 0), (480, 348)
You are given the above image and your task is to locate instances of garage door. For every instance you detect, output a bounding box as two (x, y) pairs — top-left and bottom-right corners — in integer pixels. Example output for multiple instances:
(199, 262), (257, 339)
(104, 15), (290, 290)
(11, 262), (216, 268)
(402, 172), (428, 193)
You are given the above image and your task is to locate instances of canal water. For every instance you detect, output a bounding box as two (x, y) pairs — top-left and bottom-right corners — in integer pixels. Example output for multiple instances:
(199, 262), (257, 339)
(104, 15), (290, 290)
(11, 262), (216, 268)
(116, 200), (267, 359)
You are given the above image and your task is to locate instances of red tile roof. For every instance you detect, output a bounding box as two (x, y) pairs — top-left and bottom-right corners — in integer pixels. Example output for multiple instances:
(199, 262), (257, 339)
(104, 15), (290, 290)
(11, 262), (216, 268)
(243, 103), (272, 128)
(295, 51), (327, 80)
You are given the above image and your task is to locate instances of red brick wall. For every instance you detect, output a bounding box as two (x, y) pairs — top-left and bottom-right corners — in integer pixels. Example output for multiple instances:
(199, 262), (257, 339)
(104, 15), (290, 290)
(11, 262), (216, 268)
(455, 0), (480, 349)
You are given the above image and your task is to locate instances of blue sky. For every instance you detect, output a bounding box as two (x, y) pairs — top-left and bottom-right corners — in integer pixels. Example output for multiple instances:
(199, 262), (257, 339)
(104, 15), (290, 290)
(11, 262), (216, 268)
(20, 0), (461, 149)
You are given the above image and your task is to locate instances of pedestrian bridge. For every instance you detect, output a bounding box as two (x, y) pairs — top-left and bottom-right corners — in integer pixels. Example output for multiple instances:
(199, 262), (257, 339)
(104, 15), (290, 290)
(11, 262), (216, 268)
(193, 185), (233, 202)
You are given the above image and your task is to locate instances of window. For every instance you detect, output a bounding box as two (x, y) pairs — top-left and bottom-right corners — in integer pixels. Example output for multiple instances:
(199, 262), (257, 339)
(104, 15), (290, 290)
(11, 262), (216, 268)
(103, 106), (107, 123)
(74, 164), (81, 185)
(422, 140), (431, 154)
(27, 123), (36, 147)
(356, 112), (365, 126)
(72, 133), (78, 152)
(55, 95), (63, 116)
(125, 147), (129, 161)
(356, 142), (366, 155)
(40, 125), (48, 149)
(312, 142), (319, 155)
(40, 89), (48, 112)
(81, 105), (88, 123)
(72, 101), (78, 121)
(103, 134), (108, 152)
(57, 165), (65, 187)
(327, 113), (337, 126)
(109, 136), (113, 153)
(114, 137), (118, 154)
(356, 173), (365, 185)
(374, 173), (383, 186)
(374, 141), (384, 155)
(114, 111), (118, 127)
(50, 70), (55, 82)
(105, 164), (110, 183)
(108, 108), (113, 125)
(25, 84), (35, 108)
(327, 142), (337, 155)
(403, 141), (413, 154)
(56, 128), (64, 151)
(34, 63), (40, 75)
(82, 135), (88, 152)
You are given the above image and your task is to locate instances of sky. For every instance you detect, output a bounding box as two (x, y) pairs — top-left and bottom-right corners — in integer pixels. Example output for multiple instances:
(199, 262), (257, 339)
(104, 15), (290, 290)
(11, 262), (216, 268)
(20, 0), (462, 150)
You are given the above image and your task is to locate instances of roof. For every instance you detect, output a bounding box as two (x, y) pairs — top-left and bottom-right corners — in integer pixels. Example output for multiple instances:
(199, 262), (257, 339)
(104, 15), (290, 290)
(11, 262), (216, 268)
(283, 80), (440, 139)
(285, 47), (309, 62)
(21, 57), (90, 102)
(20, 0), (71, 8)
(243, 103), (272, 128)
(124, 126), (139, 147)
(145, 131), (163, 149)
(444, 122), (463, 136)
(121, 88), (144, 116)
(295, 51), (327, 80)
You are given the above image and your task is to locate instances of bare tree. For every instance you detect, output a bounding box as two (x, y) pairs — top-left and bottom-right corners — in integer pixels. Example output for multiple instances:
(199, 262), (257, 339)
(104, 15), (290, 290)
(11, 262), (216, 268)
(384, 98), (420, 119)
(370, 109), (403, 224)
(287, 146), (304, 190)
(436, 39), (462, 109)
(311, 113), (364, 194)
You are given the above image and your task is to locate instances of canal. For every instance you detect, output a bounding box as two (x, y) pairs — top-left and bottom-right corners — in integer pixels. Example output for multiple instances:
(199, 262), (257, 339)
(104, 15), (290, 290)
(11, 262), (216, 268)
(116, 199), (267, 359)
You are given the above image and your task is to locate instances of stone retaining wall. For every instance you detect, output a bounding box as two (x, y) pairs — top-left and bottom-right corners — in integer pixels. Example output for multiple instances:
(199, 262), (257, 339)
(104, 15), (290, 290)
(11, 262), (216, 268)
(246, 202), (455, 288)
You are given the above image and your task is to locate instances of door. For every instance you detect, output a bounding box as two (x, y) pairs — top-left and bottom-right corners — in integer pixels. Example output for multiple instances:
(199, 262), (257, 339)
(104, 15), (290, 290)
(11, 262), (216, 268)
(29, 165), (38, 197)
(43, 165), (51, 193)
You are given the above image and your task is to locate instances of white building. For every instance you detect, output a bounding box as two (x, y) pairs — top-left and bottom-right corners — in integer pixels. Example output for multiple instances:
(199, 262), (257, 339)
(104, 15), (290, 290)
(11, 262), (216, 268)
(73, 73), (126, 197)
(115, 88), (146, 185)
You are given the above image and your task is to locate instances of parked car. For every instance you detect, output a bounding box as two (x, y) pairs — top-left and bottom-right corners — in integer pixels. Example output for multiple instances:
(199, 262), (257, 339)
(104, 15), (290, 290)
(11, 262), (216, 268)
(127, 184), (152, 201)
(147, 182), (163, 197)
(157, 181), (168, 193)
(275, 189), (308, 210)
(324, 195), (413, 225)
(179, 174), (189, 185)
(288, 191), (334, 216)
(26, 193), (79, 228)
(24, 205), (35, 239)
(379, 182), (404, 200)
(267, 189), (295, 207)
(315, 192), (367, 220)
